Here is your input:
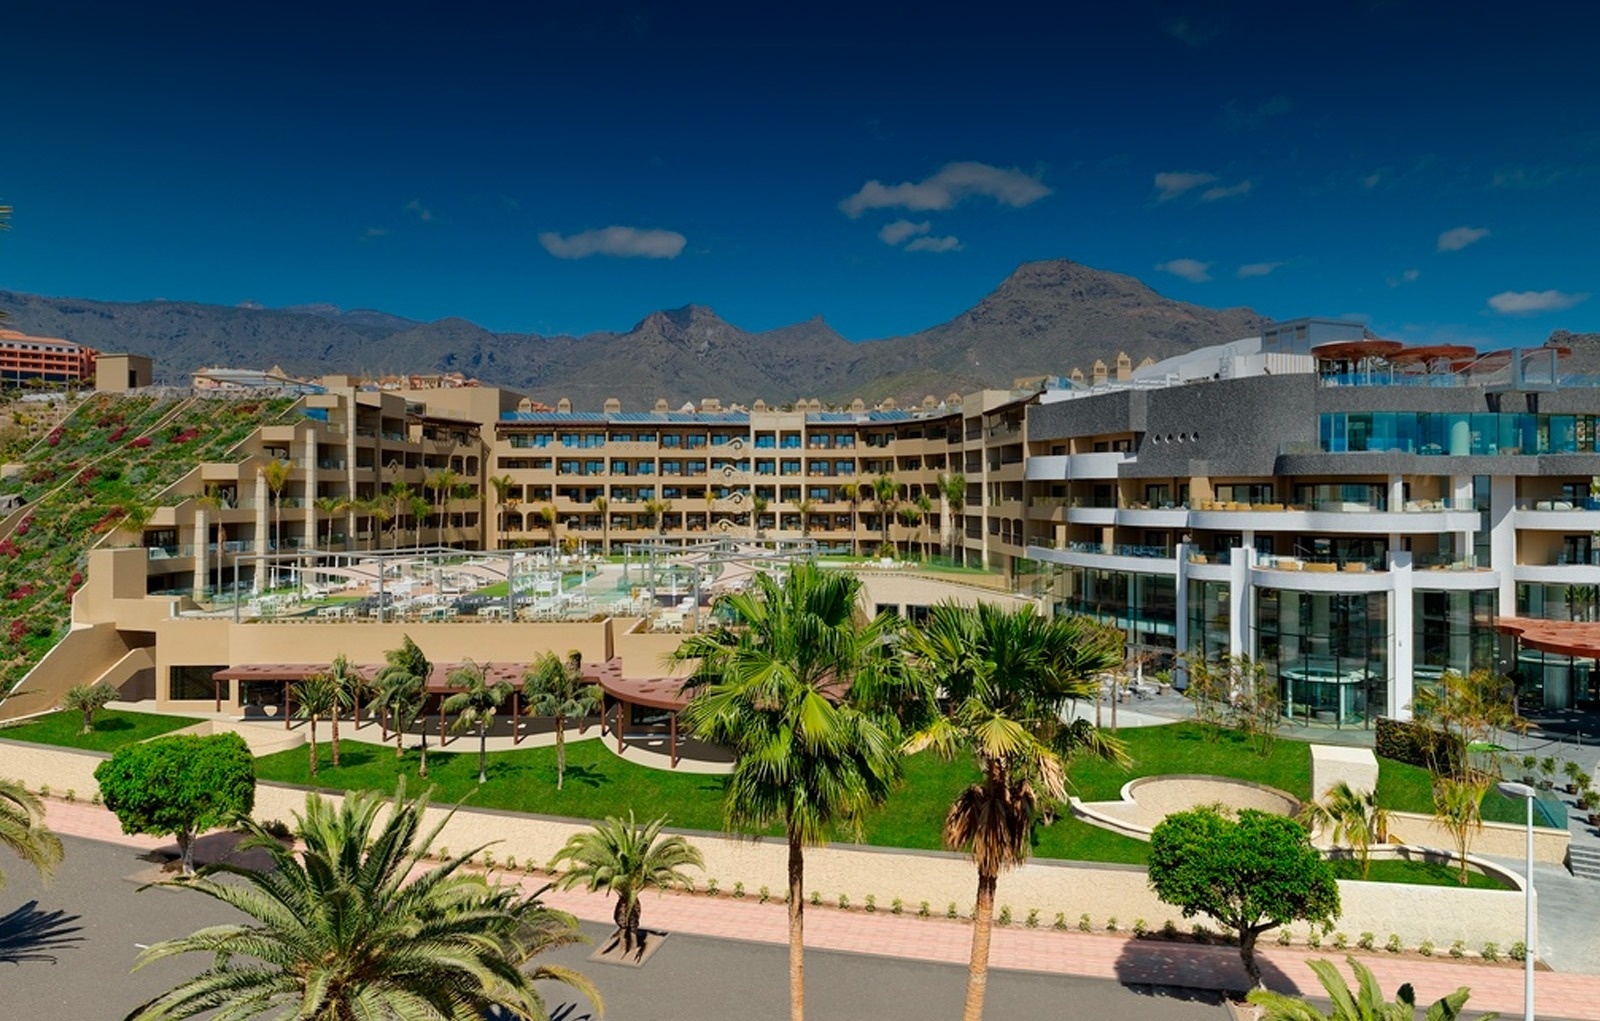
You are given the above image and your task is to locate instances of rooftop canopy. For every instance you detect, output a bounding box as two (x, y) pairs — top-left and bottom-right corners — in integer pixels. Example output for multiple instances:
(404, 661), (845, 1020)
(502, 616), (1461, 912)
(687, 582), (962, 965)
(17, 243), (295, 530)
(1496, 617), (1600, 660)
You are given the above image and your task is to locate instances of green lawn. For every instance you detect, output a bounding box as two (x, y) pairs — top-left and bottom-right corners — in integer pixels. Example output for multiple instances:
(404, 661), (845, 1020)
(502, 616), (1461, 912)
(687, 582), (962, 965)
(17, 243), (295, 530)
(1069, 722), (1314, 801)
(1328, 857), (1509, 890)
(0, 709), (201, 752)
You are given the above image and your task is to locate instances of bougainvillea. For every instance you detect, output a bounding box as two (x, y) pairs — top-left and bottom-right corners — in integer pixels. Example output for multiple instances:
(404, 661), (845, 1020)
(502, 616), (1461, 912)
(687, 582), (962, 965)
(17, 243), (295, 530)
(9, 583), (36, 600)
(169, 428), (200, 444)
(129, 436), (152, 449)
(108, 425), (128, 442)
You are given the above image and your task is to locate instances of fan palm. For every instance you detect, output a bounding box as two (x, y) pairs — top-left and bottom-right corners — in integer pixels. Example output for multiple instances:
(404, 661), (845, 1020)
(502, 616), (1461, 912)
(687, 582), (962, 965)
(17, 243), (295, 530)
(443, 660), (512, 784)
(674, 562), (903, 1021)
(522, 650), (602, 790)
(375, 635), (431, 777)
(549, 812), (703, 955)
(871, 474), (897, 552)
(902, 602), (1124, 1021)
(124, 784), (597, 1021)
(1299, 780), (1391, 880)
(261, 459), (292, 573)
(312, 495), (343, 548)
(489, 474), (517, 548)
(291, 673), (341, 776)
(1248, 955), (1494, 1020)
(0, 777), (63, 889)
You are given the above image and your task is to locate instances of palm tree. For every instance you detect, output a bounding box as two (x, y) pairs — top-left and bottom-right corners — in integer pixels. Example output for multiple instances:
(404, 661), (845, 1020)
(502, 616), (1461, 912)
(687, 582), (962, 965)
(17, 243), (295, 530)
(902, 602), (1125, 1021)
(750, 493), (769, 539)
(489, 474), (517, 549)
(426, 467), (460, 537)
(793, 497), (815, 538)
(674, 563), (902, 1021)
(443, 660), (512, 784)
(915, 493), (934, 559)
(1299, 780), (1391, 880)
(63, 681), (119, 735)
(871, 474), (898, 554)
(375, 635), (431, 777)
(939, 471), (967, 559)
(382, 482), (416, 549)
(896, 505), (922, 560)
(549, 812), (703, 956)
(363, 498), (392, 551)
(1248, 955), (1489, 1020)
(0, 777), (63, 888)
(292, 672), (341, 776)
(523, 650), (602, 790)
(588, 494), (609, 556)
(116, 499), (156, 549)
(322, 652), (360, 768)
(532, 504), (558, 548)
(410, 494), (431, 548)
(261, 458), (292, 570)
(312, 495), (343, 548)
(124, 785), (597, 1021)
(196, 484), (229, 599)
(1433, 775), (1489, 886)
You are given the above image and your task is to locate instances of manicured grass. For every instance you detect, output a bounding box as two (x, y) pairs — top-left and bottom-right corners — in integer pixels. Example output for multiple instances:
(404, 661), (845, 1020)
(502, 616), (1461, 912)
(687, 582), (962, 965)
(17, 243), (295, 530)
(1374, 756), (1535, 827)
(1329, 857), (1509, 890)
(0, 709), (201, 752)
(1070, 721), (1314, 801)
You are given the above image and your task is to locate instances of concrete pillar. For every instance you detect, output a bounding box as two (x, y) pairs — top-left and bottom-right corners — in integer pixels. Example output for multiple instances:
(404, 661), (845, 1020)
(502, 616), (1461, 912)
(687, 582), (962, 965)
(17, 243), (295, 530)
(1174, 541), (1190, 655)
(1490, 475), (1516, 614)
(194, 508), (210, 602)
(1391, 549), (1415, 720)
(303, 431), (318, 550)
(1228, 542), (1252, 658)
(253, 469), (269, 594)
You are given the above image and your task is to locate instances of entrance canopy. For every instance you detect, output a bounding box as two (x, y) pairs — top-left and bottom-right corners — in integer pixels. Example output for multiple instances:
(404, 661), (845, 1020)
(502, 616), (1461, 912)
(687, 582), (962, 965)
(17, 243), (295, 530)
(1497, 617), (1600, 659)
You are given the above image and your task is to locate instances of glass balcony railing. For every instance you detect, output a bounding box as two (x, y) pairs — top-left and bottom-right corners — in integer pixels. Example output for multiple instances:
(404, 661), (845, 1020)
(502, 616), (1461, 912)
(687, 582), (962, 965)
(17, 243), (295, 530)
(1518, 497), (1600, 511)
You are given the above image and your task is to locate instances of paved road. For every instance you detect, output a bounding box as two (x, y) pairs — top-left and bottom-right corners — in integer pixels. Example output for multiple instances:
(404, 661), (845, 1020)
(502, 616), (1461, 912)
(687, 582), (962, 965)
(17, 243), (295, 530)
(1, 835), (1224, 1020)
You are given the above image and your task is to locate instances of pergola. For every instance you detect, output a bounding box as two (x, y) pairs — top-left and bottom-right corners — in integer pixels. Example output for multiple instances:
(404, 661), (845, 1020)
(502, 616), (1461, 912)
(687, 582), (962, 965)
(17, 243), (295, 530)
(586, 657), (695, 768)
(1496, 617), (1600, 660)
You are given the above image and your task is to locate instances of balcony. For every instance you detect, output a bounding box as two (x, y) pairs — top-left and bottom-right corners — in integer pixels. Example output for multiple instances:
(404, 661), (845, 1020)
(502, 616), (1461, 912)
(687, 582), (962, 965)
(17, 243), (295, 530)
(1025, 540), (1177, 573)
(1513, 498), (1600, 531)
(1023, 451), (1130, 481)
(1189, 499), (1478, 535)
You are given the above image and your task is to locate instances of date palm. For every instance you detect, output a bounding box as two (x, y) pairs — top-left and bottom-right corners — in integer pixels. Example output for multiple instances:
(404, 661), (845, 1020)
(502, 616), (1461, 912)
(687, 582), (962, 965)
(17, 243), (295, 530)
(375, 635), (431, 777)
(261, 459), (291, 569)
(312, 495), (343, 548)
(749, 493), (769, 538)
(522, 650), (602, 790)
(593, 495), (610, 555)
(443, 660), (512, 784)
(939, 471), (967, 558)
(674, 563), (902, 1021)
(871, 474), (897, 553)
(489, 474), (517, 548)
(793, 497), (815, 538)
(549, 812), (703, 956)
(292, 672), (341, 776)
(532, 504), (558, 547)
(1299, 780), (1391, 880)
(124, 784), (597, 1021)
(903, 602), (1124, 1021)
(0, 777), (63, 889)
(63, 681), (119, 735)
(426, 467), (460, 537)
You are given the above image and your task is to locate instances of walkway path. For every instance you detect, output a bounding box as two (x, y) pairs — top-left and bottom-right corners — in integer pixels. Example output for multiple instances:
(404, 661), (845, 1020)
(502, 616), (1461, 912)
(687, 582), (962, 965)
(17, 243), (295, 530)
(45, 799), (1600, 1020)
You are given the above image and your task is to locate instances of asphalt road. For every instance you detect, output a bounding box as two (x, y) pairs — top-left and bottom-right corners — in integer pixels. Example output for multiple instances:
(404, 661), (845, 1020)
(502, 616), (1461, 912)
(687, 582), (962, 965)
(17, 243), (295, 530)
(1, 835), (1225, 1019)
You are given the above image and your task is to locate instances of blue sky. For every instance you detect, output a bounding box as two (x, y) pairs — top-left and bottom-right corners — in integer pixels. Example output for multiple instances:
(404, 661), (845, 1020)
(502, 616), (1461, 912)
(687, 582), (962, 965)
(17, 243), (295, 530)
(3, 1), (1597, 350)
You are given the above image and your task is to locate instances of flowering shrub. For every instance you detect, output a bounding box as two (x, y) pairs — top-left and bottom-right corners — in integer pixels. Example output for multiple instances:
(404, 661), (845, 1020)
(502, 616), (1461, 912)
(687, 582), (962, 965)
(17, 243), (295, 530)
(7, 620), (25, 642)
(70, 571), (83, 587)
(129, 436), (152, 449)
(9, 583), (36, 600)
(170, 428), (200, 444)
(0, 540), (19, 558)
(77, 466), (99, 485)
(46, 430), (62, 447)
(108, 426), (127, 442)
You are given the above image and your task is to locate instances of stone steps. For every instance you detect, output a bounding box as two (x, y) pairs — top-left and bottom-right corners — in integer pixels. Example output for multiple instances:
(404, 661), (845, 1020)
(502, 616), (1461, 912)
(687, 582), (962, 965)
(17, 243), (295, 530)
(1567, 844), (1600, 881)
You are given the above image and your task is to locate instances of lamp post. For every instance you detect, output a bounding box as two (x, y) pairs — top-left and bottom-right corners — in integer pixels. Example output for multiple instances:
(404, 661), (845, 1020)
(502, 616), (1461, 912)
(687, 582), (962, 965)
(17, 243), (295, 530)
(1496, 780), (1536, 1021)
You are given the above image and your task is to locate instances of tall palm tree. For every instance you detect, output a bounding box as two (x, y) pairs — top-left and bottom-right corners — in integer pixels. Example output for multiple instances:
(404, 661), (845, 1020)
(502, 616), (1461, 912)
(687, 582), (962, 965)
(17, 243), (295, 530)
(292, 673), (341, 776)
(410, 494), (431, 548)
(896, 505), (922, 560)
(375, 635), (431, 777)
(750, 493), (769, 538)
(382, 482), (415, 549)
(261, 459), (292, 567)
(321, 652), (360, 768)
(914, 493), (934, 559)
(1298, 780), (1391, 880)
(443, 660), (512, 785)
(902, 602), (1125, 1021)
(532, 504), (558, 548)
(363, 498), (392, 551)
(196, 484), (229, 599)
(641, 497), (669, 537)
(549, 812), (703, 956)
(594, 495), (610, 556)
(939, 471), (967, 559)
(674, 563), (903, 1021)
(0, 777), (63, 888)
(871, 474), (898, 553)
(793, 497), (815, 538)
(522, 650), (602, 790)
(312, 495), (342, 548)
(426, 467), (461, 537)
(124, 785), (597, 1021)
(489, 474), (517, 549)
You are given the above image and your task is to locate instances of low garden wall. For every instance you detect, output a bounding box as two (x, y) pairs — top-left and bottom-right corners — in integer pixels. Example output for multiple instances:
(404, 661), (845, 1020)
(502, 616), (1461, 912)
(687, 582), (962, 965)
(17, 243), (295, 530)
(1386, 810), (1569, 864)
(1, 739), (1529, 950)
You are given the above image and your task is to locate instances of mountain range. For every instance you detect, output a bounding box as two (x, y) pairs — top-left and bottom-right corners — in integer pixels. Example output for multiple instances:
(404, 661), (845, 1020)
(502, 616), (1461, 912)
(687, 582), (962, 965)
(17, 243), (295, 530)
(0, 260), (1335, 407)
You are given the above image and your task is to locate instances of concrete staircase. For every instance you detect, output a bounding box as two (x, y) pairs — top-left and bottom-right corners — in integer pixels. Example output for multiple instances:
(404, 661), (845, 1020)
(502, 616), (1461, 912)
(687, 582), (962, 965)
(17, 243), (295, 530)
(1568, 844), (1600, 881)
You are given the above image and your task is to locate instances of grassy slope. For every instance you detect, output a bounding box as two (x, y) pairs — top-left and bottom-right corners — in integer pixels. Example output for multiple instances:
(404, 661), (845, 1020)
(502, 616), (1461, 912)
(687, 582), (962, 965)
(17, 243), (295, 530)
(0, 709), (201, 752)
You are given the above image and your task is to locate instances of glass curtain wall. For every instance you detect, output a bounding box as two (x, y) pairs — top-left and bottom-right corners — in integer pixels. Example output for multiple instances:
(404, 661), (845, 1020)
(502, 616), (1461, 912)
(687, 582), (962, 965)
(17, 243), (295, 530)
(1054, 566), (1178, 665)
(1514, 583), (1600, 709)
(1254, 588), (1389, 728)
(1412, 590), (1498, 698)
(1185, 580), (1231, 665)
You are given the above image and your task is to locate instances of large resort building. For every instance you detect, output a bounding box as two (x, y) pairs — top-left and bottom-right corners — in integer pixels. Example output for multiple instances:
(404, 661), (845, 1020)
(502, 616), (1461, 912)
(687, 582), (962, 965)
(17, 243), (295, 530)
(7, 317), (1600, 739)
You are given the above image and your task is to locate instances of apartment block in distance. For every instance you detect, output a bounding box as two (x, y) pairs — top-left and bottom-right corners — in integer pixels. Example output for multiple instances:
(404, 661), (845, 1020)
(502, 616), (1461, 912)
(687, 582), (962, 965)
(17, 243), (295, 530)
(0, 328), (98, 385)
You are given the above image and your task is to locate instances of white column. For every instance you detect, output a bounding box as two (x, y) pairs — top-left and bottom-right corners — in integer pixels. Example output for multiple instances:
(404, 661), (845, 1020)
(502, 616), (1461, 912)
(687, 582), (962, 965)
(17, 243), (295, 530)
(1228, 542), (1252, 658)
(303, 431), (318, 549)
(1491, 475), (1516, 614)
(1391, 549), (1415, 720)
(193, 507), (210, 602)
(1452, 475), (1476, 563)
(253, 469), (269, 594)
(1174, 541), (1190, 656)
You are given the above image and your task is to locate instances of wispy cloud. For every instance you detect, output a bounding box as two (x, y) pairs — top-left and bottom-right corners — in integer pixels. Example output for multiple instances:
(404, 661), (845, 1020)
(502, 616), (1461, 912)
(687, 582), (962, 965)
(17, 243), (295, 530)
(538, 226), (687, 260)
(1223, 96), (1291, 131)
(1201, 180), (1253, 202)
(360, 227), (388, 242)
(1236, 261), (1282, 278)
(904, 235), (963, 253)
(1156, 258), (1212, 283)
(1386, 268), (1421, 287)
(1360, 170), (1385, 191)
(1487, 290), (1589, 315)
(1163, 16), (1222, 47)
(1491, 163), (1571, 190)
(1153, 171), (1217, 202)
(403, 199), (434, 223)
(1437, 225), (1490, 252)
(839, 161), (1050, 218)
(878, 219), (931, 246)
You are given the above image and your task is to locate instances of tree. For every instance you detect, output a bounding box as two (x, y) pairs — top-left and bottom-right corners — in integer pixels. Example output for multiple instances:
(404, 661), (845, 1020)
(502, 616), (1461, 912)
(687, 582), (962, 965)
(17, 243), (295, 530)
(549, 811), (703, 956)
(939, 471), (967, 558)
(381, 482), (416, 549)
(750, 493), (769, 539)
(63, 681), (119, 735)
(124, 784), (597, 1021)
(896, 505), (922, 559)
(1432, 775), (1489, 886)
(532, 504), (558, 547)
(1247, 956), (1494, 1020)
(1411, 668), (1524, 781)
(902, 602), (1125, 1021)
(312, 495), (343, 548)
(871, 474), (898, 553)
(363, 498), (392, 551)
(674, 563), (902, 1021)
(261, 459), (292, 573)
(409, 494), (431, 547)
(375, 635), (431, 777)
(94, 733), (256, 875)
(914, 493), (934, 559)
(793, 497), (816, 538)
(292, 674), (341, 776)
(489, 473), (517, 548)
(594, 494), (610, 555)
(0, 777), (63, 889)
(443, 659), (512, 784)
(1148, 806), (1339, 988)
(1299, 781), (1391, 880)
(195, 484), (229, 599)
(117, 499), (156, 549)
(426, 467), (461, 539)
(641, 498), (670, 537)
(522, 649), (602, 790)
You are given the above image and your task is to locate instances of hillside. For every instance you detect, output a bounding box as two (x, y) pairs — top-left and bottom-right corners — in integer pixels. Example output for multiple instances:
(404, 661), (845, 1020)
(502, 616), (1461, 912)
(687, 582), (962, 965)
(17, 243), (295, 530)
(0, 259), (1270, 408)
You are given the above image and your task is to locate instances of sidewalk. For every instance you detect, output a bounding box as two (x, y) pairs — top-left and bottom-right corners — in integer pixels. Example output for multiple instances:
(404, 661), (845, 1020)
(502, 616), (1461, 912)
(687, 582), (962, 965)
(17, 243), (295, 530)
(44, 799), (1600, 1020)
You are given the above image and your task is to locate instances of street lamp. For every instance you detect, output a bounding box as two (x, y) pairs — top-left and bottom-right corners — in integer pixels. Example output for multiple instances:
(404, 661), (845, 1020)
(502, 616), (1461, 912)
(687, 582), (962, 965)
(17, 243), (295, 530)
(1496, 780), (1536, 1021)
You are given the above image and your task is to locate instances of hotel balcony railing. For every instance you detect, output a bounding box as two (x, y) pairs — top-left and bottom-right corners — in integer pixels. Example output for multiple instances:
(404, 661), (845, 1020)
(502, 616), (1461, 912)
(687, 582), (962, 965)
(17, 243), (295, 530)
(1255, 552), (1387, 573)
(1536, 550), (1600, 567)
(1063, 541), (1172, 559)
(1186, 548), (1233, 565)
(1517, 497), (1600, 511)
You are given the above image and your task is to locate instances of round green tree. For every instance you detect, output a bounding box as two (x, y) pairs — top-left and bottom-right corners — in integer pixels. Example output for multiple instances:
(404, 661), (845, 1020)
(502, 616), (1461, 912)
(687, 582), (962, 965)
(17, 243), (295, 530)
(94, 732), (256, 875)
(1148, 806), (1340, 988)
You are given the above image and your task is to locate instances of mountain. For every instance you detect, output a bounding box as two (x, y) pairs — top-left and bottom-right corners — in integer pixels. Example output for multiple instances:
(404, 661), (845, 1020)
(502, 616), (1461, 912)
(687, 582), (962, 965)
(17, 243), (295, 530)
(1548, 330), (1600, 376)
(0, 260), (1270, 407)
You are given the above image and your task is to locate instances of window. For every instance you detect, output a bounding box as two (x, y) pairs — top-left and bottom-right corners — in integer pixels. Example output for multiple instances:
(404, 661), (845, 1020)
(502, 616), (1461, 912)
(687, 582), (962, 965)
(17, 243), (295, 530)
(171, 665), (227, 701)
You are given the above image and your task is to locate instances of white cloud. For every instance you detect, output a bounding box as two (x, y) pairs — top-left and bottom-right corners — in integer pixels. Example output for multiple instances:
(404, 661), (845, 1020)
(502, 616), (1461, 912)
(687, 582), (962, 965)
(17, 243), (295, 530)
(538, 226), (687, 260)
(1437, 225), (1490, 252)
(878, 220), (931, 246)
(1236, 261), (1282, 278)
(1153, 171), (1217, 202)
(1492, 163), (1570, 190)
(1386, 268), (1421, 287)
(360, 227), (388, 242)
(1487, 290), (1589, 314)
(403, 199), (434, 222)
(1156, 258), (1212, 283)
(839, 161), (1050, 218)
(1201, 180), (1253, 202)
(904, 235), (962, 253)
